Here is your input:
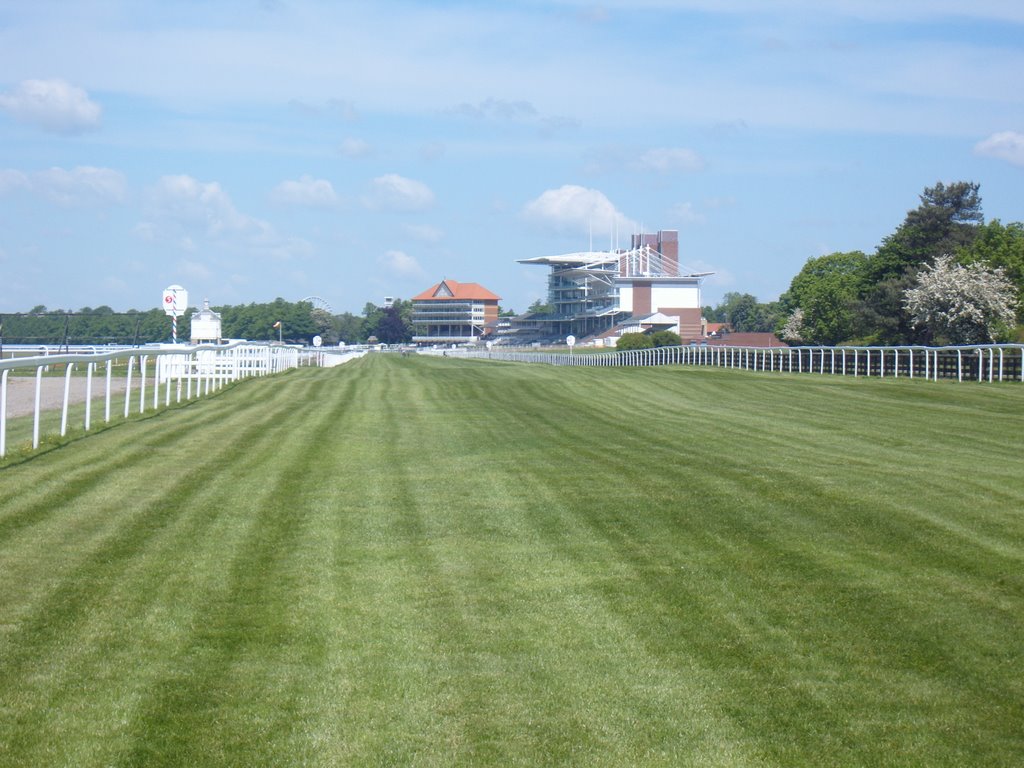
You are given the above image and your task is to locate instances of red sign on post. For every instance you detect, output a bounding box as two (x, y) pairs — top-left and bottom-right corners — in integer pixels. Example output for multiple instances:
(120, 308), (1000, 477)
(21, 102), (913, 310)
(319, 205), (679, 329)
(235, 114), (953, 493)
(162, 285), (187, 317)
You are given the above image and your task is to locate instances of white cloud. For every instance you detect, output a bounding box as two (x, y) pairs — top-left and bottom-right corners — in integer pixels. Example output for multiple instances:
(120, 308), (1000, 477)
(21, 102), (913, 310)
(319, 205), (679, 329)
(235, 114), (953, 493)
(101, 275), (129, 295)
(327, 99), (360, 122)
(288, 98), (359, 121)
(447, 98), (538, 121)
(560, 1), (1024, 24)
(0, 166), (125, 205)
(974, 131), (1024, 168)
(538, 115), (580, 136)
(634, 147), (706, 173)
(262, 236), (315, 262)
(339, 137), (373, 157)
(34, 166), (126, 205)
(669, 202), (706, 225)
(446, 98), (577, 137)
(364, 174), (435, 212)
(403, 223), (444, 243)
(143, 174), (262, 239)
(586, 145), (704, 175)
(522, 184), (636, 238)
(703, 196), (737, 209)
(271, 175), (340, 207)
(0, 79), (101, 134)
(178, 259), (214, 281)
(576, 5), (610, 23)
(378, 249), (424, 279)
(137, 173), (315, 268)
(420, 141), (446, 161)
(0, 169), (30, 193)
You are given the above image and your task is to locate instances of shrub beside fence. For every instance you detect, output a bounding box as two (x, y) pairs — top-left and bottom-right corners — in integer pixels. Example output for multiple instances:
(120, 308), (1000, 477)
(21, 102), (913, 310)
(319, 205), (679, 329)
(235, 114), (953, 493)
(432, 343), (1024, 383)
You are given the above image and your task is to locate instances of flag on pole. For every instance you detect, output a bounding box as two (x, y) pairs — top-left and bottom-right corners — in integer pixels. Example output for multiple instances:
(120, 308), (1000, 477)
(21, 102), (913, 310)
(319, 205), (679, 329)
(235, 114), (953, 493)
(272, 321), (282, 328)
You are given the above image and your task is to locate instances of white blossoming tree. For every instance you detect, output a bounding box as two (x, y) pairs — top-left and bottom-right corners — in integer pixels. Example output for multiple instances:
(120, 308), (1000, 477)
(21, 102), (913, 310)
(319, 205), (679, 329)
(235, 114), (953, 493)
(903, 255), (1017, 344)
(779, 307), (805, 343)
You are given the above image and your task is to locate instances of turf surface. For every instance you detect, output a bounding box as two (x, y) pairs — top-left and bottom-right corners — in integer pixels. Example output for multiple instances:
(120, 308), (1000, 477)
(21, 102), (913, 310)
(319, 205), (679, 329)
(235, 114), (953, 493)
(0, 354), (1021, 766)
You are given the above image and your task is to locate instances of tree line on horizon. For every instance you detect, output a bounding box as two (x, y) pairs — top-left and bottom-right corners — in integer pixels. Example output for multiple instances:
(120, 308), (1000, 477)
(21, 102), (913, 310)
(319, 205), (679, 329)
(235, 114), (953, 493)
(0, 298), (418, 348)
(704, 181), (1023, 346)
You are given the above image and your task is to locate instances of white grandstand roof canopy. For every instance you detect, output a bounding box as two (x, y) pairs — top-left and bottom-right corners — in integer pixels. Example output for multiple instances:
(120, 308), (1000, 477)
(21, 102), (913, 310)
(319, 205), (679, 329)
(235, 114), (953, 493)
(517, 249), (713, 279)
(517, 251), (619, 266)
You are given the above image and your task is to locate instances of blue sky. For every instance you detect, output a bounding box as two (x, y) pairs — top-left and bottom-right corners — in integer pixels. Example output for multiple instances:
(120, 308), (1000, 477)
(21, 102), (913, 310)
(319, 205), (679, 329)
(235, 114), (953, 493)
(1, 0), (1022, 315)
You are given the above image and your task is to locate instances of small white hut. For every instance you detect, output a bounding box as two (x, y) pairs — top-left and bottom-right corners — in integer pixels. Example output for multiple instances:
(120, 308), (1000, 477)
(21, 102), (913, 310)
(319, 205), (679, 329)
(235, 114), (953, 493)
(190, 299), (222, 344)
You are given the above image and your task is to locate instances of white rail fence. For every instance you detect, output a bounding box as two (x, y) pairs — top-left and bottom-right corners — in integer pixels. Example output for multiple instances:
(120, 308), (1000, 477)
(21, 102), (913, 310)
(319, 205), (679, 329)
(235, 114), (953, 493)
(0, 342), (304, 457)
(430, 343), (1024, 383)
(303, 348), (369, 368)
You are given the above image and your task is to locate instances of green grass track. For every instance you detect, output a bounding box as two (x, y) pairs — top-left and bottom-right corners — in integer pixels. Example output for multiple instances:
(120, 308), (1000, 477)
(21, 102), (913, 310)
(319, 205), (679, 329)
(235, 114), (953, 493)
(0, 354), (1022, 766)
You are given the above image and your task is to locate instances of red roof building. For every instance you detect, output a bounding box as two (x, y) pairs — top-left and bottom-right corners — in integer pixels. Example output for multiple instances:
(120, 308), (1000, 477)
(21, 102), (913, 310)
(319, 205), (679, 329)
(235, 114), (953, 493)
(411, 279), (501, 345)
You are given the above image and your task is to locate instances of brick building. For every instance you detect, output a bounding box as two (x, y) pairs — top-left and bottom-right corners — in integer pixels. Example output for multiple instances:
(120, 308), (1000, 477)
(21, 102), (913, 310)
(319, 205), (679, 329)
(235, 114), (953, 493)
(411, 279), (501, 345)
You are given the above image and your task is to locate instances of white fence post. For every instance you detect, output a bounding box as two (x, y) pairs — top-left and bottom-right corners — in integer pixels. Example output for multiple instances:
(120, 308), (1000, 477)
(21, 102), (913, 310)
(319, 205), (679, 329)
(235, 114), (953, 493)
(0, 370), (8, 457)
(60, 363), (74, 436)
(105, 359), (113, 423)
(32, 366), (43, 449)
(85, 362), (95, 430)
(124, 355), (135, 418)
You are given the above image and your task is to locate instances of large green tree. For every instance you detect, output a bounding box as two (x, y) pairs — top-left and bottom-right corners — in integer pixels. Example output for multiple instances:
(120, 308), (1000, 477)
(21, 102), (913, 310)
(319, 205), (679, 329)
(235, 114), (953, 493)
(705, 292), (782, 333)
(864, 181), (983, 285)
(334, 312), (365, 345)
(363, 301), (413, 344)
(526, 298), (553, 315)
(372, 306), (412, 344)
(780, 251), (868, 344)
(852, 181), (989, 344)
(854, 274), (926, 345)
(958, 219), (1024, 322)
(310, 308), (336, 342)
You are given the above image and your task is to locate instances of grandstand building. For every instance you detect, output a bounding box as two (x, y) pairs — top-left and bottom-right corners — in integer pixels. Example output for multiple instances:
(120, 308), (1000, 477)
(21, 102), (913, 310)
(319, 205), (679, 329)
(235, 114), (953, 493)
(516, 230), (711, 342)
(411, 279), (501, 345)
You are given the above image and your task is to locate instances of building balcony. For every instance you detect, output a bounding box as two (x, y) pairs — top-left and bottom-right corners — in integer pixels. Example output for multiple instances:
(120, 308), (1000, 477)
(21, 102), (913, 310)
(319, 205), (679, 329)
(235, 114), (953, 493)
(412, 334), (480, 344)
(413, 313), (487, 322)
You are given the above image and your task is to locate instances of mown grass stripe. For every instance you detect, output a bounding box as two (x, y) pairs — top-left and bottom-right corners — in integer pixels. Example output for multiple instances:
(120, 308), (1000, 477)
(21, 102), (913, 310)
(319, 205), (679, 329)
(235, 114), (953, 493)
(116, 371), (358, 765)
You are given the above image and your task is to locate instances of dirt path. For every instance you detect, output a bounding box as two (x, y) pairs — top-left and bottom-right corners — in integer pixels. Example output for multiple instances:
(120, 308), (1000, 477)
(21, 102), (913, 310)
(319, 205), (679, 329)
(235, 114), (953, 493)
(2, 376), (130, 418)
